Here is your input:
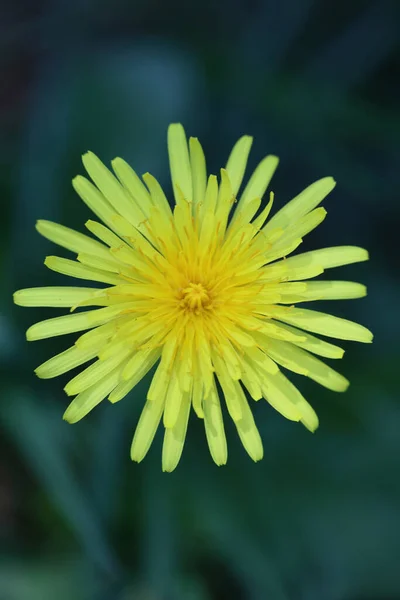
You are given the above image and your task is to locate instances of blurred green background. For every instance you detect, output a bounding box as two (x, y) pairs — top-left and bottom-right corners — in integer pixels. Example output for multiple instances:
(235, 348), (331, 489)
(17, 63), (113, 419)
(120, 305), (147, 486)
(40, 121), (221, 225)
(1, 0), (399, 598)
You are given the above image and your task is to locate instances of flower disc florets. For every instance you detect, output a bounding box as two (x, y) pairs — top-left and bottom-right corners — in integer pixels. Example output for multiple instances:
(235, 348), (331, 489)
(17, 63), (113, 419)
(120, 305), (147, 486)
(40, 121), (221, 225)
(180, 283), (212, 312)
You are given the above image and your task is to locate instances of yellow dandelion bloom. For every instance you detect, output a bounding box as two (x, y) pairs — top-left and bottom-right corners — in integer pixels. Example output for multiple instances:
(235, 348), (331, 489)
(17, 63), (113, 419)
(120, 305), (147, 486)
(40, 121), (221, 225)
(14, 124), (373, 472)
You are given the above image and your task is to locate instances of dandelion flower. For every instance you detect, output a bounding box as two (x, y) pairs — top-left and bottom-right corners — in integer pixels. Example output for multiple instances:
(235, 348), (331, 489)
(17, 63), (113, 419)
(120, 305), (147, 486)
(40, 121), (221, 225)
(14, 124), (372, 471)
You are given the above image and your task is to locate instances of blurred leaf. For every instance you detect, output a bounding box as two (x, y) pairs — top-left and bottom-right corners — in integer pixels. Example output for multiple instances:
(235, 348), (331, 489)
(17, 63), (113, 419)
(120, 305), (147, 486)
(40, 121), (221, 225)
(141, 460), (176, 600)
(0, 558), (90, 600)
(89, 377), (150, 526)
(0, 389), (120, 577)
(192, 473), (289, 600)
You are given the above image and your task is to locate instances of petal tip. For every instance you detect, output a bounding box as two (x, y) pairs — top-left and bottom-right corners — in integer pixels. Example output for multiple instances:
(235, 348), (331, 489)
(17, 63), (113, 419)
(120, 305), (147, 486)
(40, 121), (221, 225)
(62, 409), (74, 424)
(162, 461), (177, 473)
(63, 384), (76, 397)
(130, 448), (143, 463)
(26, 326), (36, 341)
(250, 448), (264, 462)
(305, 422), (319, 433)
(13, 291), (22, 306)
(34, 366), (47, 379)
(339, 379), (350, 392)
(35, 220), (47, 234)
(267, 154), (280, 166)
(324, 176), (336, 188)
(361, 249), (370, 261)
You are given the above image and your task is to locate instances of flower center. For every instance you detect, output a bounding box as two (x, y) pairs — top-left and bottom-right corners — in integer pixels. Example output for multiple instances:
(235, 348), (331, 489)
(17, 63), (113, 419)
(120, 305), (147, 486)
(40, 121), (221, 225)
(181, 282), (211, 311)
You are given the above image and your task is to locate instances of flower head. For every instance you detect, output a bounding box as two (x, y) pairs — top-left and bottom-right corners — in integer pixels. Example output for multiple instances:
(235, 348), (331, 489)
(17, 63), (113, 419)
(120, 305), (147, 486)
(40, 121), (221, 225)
(14, 124), (372, 471)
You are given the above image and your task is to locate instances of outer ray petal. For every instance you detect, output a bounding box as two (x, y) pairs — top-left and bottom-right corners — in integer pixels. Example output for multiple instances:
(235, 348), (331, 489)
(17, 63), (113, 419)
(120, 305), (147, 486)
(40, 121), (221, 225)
(268, 371), (318, 432)
(111, 157), (153, 215)
(233, 386), (264, 461)
(265, 339), (349, 392)
(261, 374), (302, 422)
(162, 389), (191, 472)
(266, 306), (373, 342)
(72, 176), (121, 233)
(279, 280), (367, 303)
(131, 391), (166, 463)
(26, 303), (136, 341)
(64, 346), (131, 396)
(281, 245), (369, 272)
(84, 220), (125, 249)
(45, 256), (124, 285)
(231, 155), (279, 226)
(213, 351), (243, 421)
(270, 321), (344, 359)
(35, 346), (99, 379)
(266, 207), (327, 252)
(14, 287), (99, 308)
(168, 123), (192, 205)
(36, 220), (111, 259)
(82, 152), (146, 227)
(110, 349), (161, 404)
(264, 177), (335, 233)
(225, 135), (253, 197)
(203, 380), (227, 466)
(189, 137), (207, 207)
(163, 362), (185, 429)
(63, 364), (123, 423)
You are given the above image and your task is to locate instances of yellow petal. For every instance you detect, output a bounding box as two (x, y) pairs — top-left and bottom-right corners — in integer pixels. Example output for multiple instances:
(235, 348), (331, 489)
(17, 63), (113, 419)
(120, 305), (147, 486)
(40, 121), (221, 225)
(82, 152), (146, 227)
(162, 389), (191, 472)
(203, 381), (227, 466)
(75, 318), (125, 349)
(111, 157), (153, 215)
(213, 351), (243, 421)
(264, 176), (335, 233)
(266, 339), (349, 392)
(200, 175), (218, 220)
(261, 374), (302, 422)
(268, 306), (373, 343)
(231, 155), (279, 226)
(36, 220), (110, 259)
(189, 137), (207, 207)
(142, 172), (173, 218)
(35, 346), (99, 379)
(282, 245), (369, 272)
(14, 287), (98, 308)
(45, 255), (123, 285)
(168, 123), (192, 205)
(26, 304), (136, 341)
(285, 280), (367, 303)
(72, 176), (119, 233)
(109, 349), (160, 404)
(63, 366), (122, 423)
(225, 135), (253, 197)
(270, 321), (344, 359)
(85, 220), (125, 249)
(64, 346), (131, 396)
(267, 207), (327, 251)
(268, 371), (318, 432)
(131, 391), (166, 463)
(251, 191), (274, 231)
(163, 363), (184, 429)
(233, 390), (264, 461)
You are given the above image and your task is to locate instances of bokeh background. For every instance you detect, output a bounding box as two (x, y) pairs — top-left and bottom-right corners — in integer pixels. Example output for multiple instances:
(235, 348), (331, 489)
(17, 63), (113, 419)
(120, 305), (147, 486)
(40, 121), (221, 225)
(1, 0), (400, 598)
